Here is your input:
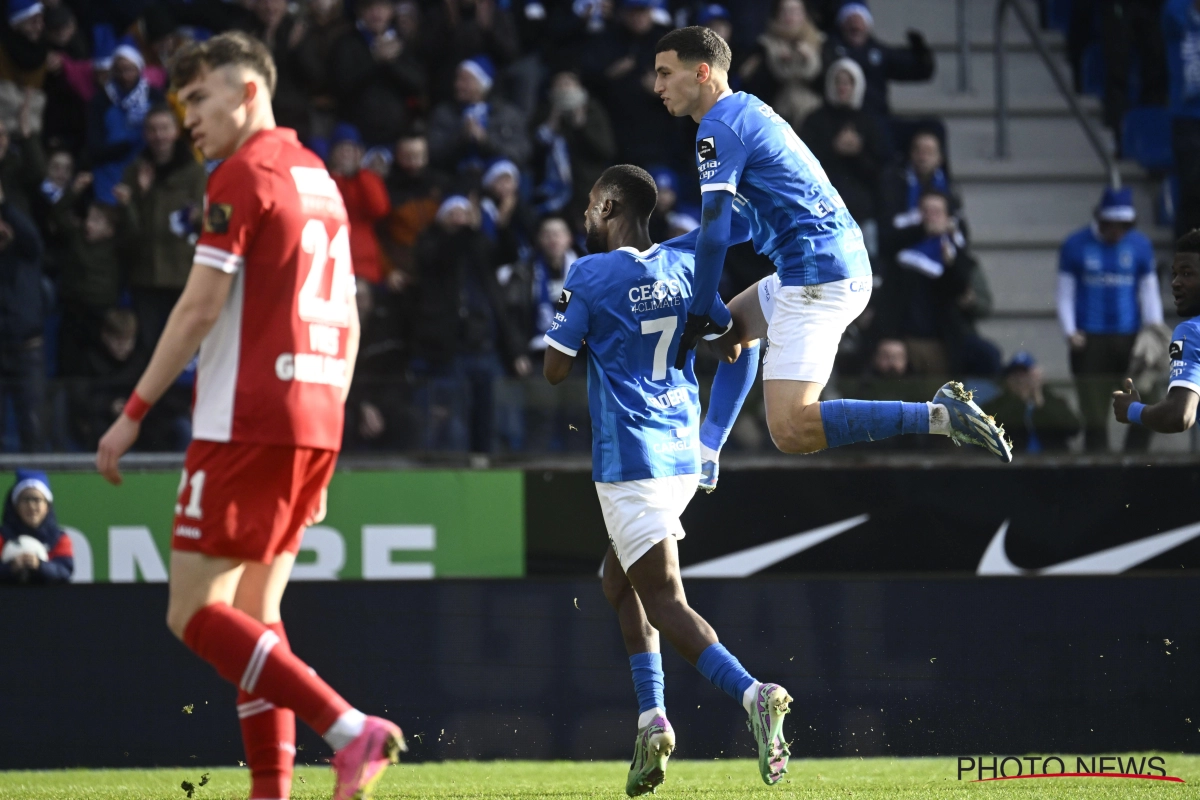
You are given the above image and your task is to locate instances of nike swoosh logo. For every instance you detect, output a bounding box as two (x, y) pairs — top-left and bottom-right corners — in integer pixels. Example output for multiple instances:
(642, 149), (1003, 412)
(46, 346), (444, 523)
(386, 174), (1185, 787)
(977, 519), (1200, 575)
(680, 514), (869, 578)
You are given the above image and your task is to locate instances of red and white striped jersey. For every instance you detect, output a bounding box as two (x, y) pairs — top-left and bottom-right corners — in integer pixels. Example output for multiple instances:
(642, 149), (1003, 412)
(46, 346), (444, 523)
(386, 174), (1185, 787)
(192, 127), (355, 451)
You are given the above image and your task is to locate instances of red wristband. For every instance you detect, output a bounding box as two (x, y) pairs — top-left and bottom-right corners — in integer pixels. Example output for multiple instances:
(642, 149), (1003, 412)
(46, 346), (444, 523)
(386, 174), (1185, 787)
(123, 391), (152, 423)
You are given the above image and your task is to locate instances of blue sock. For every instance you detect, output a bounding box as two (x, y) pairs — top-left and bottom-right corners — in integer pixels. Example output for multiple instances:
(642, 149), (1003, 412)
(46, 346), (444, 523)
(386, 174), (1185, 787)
(630, 652), (665, 715)
(695, 642), (756, 705)
(819, 400), (930, 449)
(700, 341), (760, 455)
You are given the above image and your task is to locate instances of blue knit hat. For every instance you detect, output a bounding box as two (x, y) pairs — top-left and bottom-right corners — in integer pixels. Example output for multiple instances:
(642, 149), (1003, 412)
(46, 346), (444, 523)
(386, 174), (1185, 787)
(649, 165), (678, 193)
(696, 4), (730, 25)
(1096, 186), (1136, 223)
(11, 469), (52, 504)
(93, 24), (116, 70)
(331, 123), (363, 147)
(459, 55), (496, 93)
(837, 1), (873, 28)
(8, 0), (42, 25)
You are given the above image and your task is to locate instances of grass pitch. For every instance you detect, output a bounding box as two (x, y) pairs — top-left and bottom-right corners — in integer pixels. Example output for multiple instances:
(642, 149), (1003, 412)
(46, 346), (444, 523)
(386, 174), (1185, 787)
(0, 756), (1197, 799)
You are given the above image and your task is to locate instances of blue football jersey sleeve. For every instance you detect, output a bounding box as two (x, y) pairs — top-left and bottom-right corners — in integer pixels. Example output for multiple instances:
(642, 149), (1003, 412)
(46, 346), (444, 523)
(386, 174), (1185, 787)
(1169, 320), (1200, 395)
(543, 262), (594, 356)
(696, 117), (748, 195)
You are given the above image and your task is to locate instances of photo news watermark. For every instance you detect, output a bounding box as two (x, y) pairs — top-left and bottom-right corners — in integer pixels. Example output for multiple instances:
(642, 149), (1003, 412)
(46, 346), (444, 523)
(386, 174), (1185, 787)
(957, 756), (1184, 783)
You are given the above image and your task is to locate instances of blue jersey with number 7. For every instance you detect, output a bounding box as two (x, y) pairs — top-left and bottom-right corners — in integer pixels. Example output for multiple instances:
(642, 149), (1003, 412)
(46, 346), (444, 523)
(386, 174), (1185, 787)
(697, 91), (872, 287)
(543, 241), (720, 483)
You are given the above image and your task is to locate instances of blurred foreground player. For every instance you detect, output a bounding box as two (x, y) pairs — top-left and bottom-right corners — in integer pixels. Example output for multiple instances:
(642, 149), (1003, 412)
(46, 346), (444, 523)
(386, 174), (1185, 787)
(1113, 230), (1200, 434)
(543, 165), (792, 795)
(95, 32), (404, 800)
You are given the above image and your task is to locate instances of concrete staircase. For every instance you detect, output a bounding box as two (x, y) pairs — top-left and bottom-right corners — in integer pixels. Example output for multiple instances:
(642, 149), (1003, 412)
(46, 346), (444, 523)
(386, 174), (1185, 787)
(873, 0), (1174, 385)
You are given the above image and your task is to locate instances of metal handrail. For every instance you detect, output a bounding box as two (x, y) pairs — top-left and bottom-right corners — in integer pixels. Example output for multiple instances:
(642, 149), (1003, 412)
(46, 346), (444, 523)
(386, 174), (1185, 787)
(957, 0), (971, 92)
(994, 0), (1120, 188)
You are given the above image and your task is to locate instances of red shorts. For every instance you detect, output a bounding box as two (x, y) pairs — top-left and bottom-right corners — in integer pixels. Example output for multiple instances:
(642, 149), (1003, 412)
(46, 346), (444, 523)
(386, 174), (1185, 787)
(171, 440), (338, 563)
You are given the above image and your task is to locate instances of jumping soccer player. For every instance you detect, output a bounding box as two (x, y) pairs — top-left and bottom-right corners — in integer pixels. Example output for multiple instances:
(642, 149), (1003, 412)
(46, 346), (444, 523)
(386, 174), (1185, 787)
(95, 32), (402, 800)
(543, 165), (791, 795)
(653, 26), (1011, 490)
(1113, 230), (1200, 433)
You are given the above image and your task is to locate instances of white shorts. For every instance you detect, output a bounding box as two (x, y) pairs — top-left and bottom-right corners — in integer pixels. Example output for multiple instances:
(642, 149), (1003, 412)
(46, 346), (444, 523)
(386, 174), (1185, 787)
(595, 473), (700, 573)
(757, 274), (872, 384)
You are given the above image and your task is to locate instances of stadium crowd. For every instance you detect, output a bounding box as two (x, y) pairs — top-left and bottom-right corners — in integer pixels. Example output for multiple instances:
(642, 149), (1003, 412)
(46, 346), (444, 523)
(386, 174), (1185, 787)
(0, 0), (1165, 457)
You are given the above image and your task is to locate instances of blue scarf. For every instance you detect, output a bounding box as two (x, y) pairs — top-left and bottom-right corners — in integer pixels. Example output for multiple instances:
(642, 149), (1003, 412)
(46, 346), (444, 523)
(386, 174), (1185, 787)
(534, 124), (572, 214)
(105, 75), (151, 128)
(905, 167), (948, 210)
(896, 233), (959, 279)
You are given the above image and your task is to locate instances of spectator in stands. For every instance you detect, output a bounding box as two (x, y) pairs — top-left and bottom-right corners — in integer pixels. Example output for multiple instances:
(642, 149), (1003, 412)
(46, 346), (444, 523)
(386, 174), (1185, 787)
(697, 4), (734, 45)
(40, 5), (87, 154)
(1099, 0), (1167, 152)
(52, 173), (132, 377)
(423, 0), (522, 105)
(500, 214), (585, 451)
(86, 39), (161, 205)
(480, 158), (532, 266)
(410, 195), (529, 451)
(0, 470), (72, 584)
(1165, 0), (1200, 238)
(875, 189), (998, 376)
(252, 0), (311, 140)
(383, 130), (446, 284)
(0, 187), (45, 452)
(881, 129), (962, 241)
(530, 70), (616, 224)
(330, 0), (426, 147)
(822, 1), (934, 127)
(66, 307), (144, 449)
(293, 0), (352, 140)
(647, 165), (681, 243)
(578, 0), (675, 169)
(428, 55), (530, 173)
(112, 105), (206, 352)
(800, 57), (886, 252)
(342, 281), (415, 451)
(986, 351), (1082, 455)
(0, 0), (47, 137)
(1057, 187), (1162, 452)
(0, 115), (46, 220)
(738, 0), (824, 130)
(328, 123), (392, 287)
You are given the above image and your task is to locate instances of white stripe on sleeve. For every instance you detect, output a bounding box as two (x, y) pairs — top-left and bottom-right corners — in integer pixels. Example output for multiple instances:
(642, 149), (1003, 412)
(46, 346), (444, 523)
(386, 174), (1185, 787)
(544, 336), (578, 357)
(700, 183), (737, 194)
(1057, 272), (1077, 337)
(1138, 272), (1164, 326)
(194, 244), (245, 273)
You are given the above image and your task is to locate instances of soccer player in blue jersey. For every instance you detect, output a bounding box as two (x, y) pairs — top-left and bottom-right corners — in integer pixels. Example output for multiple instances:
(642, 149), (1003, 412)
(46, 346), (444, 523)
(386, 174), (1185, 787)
(1113, 231), (1200, 433)
(651, 27), (1011, 489)
(543, 165), (792, 795)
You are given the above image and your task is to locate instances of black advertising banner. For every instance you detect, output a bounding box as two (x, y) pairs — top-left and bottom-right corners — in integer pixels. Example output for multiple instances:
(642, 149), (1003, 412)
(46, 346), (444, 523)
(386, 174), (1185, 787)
(526, 465), (1200, 575)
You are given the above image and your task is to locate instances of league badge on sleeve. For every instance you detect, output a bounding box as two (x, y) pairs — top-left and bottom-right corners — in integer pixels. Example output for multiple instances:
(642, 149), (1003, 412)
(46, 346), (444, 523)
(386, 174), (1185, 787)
(555, 288), (573, 313)
(1170, 339), (1184, 361)
(697, 137), (717, 162)
(204, 202), (233, 234)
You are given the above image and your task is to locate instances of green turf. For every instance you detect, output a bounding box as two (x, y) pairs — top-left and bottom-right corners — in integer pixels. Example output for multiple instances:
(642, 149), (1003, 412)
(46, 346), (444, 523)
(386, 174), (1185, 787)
(1, 756), (1197, 799)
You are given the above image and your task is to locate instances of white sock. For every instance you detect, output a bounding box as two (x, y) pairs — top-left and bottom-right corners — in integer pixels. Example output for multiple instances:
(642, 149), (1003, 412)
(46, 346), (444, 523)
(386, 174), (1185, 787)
(638, 707), (665, 729)
(323, 708), (367, 752)
(741, 681), (761, 715)
(700, 443), (720, 464)
(927, 402), (952, 436)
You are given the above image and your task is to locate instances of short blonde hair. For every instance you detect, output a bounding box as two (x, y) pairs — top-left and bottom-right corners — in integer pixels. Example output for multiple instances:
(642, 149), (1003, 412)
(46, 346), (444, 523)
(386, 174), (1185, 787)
(171, 31), (277, 97)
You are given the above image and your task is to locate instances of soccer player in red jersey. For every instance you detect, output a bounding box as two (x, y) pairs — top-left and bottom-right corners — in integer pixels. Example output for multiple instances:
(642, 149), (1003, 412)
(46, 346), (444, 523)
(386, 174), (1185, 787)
(96, 32), (403, 800)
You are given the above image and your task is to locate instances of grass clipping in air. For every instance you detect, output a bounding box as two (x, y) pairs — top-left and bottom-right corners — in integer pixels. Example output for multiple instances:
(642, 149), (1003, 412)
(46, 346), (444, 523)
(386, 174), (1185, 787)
(0, 755), (1196, 798)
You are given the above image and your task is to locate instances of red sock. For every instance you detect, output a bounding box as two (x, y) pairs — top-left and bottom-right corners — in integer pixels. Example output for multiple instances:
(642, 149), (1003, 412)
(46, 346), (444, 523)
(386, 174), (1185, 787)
(184, 603), (351, 736)
(238, 622), (295, 800)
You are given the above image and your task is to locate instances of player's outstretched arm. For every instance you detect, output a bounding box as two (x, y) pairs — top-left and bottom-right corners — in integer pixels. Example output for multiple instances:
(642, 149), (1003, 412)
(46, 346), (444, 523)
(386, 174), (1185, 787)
(1113, 380), (1199, 433)
(96, 265), (234, 484)
(544, 346), (575, 385)
(691, 190), (735, 321)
